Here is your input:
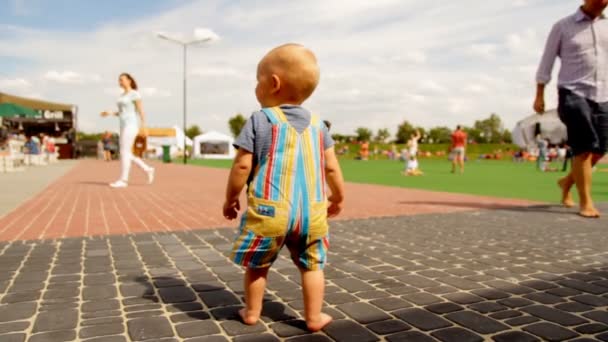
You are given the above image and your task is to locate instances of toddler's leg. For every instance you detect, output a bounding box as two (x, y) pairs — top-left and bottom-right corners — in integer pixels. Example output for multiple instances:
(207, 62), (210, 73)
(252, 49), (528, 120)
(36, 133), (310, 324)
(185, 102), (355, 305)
(240, 267), (269, 325)
(300, 269), (332, 332)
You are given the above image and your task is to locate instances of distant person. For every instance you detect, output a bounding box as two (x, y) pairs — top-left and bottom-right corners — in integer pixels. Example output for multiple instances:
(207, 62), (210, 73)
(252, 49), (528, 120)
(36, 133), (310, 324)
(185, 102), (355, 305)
(102, 131), (112, 161)
(450, 125), (467, 173)
(536, 135), (549, 171)
(403, 155), (423, 176)
(359, 141), (370, 160)
(24, 136), (39, 155)
(534, 0), (608, 216)
(101, 73), (154, 188)
(408, 130), (420, 160)
(223, 44), (344, 332)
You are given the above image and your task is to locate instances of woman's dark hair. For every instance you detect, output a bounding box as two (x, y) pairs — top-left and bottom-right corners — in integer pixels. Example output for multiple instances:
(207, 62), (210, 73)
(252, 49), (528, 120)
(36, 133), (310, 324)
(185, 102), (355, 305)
(323, 120), (332, 131)
(120, 73), (138, 90)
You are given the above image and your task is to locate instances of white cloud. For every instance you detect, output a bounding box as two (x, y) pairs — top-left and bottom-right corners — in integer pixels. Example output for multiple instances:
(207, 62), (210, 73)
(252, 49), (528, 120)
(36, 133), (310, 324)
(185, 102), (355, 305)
(43, 71), (101, 85)
(468, 43), (498, 59)
(140, 87), (172, 98)
(464, 84), (488, 94)
(0, 77), (31, 90)
(191, 66), (244, 78)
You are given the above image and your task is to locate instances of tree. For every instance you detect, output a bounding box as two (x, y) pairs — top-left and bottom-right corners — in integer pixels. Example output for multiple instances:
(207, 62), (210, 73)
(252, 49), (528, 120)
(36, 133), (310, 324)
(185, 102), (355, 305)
(501, 129), (512, 144)
(428, 126), (452, 144)
(185, 125), (202, 139)
(395, 120), (416, 144)
(228, 113), (247, 137)
(355, 127), (373, 142)
(375, 128), (391, 143)
(473, 113), (504, 143)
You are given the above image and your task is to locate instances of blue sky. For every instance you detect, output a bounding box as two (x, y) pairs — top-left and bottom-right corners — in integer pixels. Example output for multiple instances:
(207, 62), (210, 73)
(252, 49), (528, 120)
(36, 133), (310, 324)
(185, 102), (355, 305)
(1, 0), (574, 134)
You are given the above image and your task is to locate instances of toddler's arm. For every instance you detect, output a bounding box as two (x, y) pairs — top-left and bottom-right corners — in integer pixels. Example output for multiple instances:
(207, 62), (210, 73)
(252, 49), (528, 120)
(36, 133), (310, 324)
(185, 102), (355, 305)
(324, 147), (345, 218)
(223, 149), (253, 220)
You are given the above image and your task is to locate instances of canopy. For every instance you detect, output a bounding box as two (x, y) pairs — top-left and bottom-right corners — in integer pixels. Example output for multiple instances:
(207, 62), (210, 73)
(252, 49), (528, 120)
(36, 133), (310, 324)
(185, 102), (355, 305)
(0, 92), (73, 112)
(193, 131), (236, 159)
(512, 109), (567, 148)
(0, 103), (40, 118)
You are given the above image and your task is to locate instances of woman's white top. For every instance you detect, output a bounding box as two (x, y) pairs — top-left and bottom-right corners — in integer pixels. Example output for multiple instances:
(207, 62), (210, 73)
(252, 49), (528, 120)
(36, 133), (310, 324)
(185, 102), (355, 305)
(117, 90), (141, 128)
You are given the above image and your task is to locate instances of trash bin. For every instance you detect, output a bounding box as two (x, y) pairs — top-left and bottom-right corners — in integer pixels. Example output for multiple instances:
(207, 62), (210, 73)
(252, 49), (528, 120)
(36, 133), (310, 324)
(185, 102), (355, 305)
(162, 145), (171, 163)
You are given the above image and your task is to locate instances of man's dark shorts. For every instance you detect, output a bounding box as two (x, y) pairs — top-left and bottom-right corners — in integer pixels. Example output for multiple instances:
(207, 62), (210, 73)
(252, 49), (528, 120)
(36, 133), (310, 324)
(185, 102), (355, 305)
(558, 88), (608, 156)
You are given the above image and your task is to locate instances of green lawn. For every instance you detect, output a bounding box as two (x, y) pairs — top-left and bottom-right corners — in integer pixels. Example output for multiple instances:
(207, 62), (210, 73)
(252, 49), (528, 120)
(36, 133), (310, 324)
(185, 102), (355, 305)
(188, 158), (608, 203)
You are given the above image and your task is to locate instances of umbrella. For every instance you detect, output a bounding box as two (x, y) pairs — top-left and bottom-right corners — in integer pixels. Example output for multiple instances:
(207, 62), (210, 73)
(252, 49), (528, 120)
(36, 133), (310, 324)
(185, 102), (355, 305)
(0, 103), (40, 118)
(512, 109), (567, 148)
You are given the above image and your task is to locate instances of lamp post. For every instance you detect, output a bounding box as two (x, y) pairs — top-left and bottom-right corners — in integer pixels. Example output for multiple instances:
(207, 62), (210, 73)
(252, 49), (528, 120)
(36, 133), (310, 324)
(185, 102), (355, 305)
(156, 29), (218, 164)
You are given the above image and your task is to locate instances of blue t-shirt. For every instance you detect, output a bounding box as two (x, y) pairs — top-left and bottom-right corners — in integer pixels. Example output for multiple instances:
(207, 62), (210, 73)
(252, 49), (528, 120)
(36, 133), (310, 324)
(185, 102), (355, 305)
(117, 90), (141, 128)
(234, 105), (334, 184)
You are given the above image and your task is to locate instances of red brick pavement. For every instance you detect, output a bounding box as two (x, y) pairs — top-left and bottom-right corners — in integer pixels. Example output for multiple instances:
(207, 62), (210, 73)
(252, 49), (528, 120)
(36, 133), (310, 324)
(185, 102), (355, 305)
(0, 160), (536, 242)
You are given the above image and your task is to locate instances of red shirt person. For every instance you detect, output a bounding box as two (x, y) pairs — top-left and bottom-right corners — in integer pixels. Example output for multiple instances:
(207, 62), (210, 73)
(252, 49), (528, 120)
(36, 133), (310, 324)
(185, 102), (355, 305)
(451, 126), (467, 173)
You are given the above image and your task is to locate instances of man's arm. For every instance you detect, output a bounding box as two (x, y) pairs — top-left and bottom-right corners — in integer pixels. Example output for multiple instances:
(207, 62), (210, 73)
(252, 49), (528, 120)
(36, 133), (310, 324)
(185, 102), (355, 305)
(534, 23), (561, 114)
(223, 149), (253, 220)
(325, 147), (345, 218)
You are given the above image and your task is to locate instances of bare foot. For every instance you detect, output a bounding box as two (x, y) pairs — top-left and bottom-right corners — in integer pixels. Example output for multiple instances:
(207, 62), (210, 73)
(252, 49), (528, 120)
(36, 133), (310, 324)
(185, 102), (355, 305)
(578, 207), (601, 218)
(557, 178), (575, 208)
(306, 313), (333, 332)
(239, 308), (259, 325)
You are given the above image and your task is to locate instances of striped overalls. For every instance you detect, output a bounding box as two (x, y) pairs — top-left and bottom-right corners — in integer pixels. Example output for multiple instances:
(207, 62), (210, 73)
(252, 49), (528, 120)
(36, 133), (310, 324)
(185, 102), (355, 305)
(231, 107), (330, 270)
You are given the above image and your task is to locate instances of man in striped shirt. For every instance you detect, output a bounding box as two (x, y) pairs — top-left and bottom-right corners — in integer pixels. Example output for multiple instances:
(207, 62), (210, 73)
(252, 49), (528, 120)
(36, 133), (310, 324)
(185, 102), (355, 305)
(534, 0), (608, 218)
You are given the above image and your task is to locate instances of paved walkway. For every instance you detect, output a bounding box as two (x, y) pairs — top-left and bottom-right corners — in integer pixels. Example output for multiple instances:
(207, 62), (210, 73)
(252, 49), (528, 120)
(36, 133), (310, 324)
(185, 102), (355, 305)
(0, 160), (534, 242)
(1, 160), (607, 342)
(0, 161), (77, 217)
(0, 205), (606, 342)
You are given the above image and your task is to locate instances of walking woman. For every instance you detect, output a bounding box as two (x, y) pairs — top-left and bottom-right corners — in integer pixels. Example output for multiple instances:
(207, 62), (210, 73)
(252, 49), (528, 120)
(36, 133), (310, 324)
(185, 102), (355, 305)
(101, 73), (154, 188)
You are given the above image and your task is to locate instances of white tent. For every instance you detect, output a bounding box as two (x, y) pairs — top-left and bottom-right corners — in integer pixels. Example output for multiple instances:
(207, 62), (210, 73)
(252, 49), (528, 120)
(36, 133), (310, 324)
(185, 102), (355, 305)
(193, 131), (236, 159)
(512, 109), (567, 148)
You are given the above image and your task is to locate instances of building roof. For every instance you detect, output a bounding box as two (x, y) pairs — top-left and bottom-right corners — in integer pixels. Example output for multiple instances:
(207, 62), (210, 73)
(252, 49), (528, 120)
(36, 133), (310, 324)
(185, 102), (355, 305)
(0, 92), (74, 112)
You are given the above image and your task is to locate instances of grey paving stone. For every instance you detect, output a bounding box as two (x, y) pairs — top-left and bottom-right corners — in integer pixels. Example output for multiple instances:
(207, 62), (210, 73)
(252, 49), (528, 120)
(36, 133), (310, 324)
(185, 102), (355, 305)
(489, 310), (523, 320)
(522, 322), (579, 341)
(79, 323), (124, 339)
(76, 335), (128, 342)
(571, 294), (608, 306)
(369, 297), (411, 311)
(471, 289), (510, 300)
(29, 330), (76, 342)
(176, 321), (221, 338)
(393, 308), (452, 331)
(120, 283), (154, 297)
(127, 317), (175, 341)
(167, 302), (204, 313)
(468, 301), (507, 313)
(32, 309), (78, 333)
(425, 302), (463, 314)
(366, 319), (411, 335)
(402, 292), (443, 305)
(331, 278), (375, 292)
(386, 331), (437, 342)
(80, 317), (123, 327)
(81, 300), (120, 312)
(437, 277), (484, 291)
(323, 319), (379, 342)
(185, 336), (230, 342)
(520, 280), (558, 291)
(545, 287), (581, 297)
(1, 290), (41, 303)
(261, 301), (298, 322)
(442, 292), (484, 305)
(491, 331), (540, 342)
(554, 301), (593, 312)
(0, 321), (29, 334)
(233, 333), (280, 342)
(82, 285), (117, 300)
(523, 292), (566, 305)
(220, 320), (266, 336)
(270, 320), (309, 338)
(284, 336), (333, 342)
(431, 327), (483, 342)
(557, 279), (608, 295)
(497, 297), (534, 308)
(337, 302), (391, 324)
(199, 290), (241, 308)
(445, 311), (508, 334)
(0, 302), (36, 322)
(583, 311), (608, 325)
(597, 332), (608, 342)
(396, 275), (440, 289)
(159, 286), (197, 303)
(324, 292), (358, 305)
(483, 280), (535, 295)
(575, 323), (608, 334)
(521, 305), (588, 326)
(0, 333), (25, 342)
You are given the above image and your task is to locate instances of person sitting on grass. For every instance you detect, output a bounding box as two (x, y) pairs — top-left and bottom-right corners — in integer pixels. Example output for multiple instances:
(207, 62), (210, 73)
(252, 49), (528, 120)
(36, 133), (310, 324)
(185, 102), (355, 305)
(223, 43), (345, 332)
(402, 155), (423, 176)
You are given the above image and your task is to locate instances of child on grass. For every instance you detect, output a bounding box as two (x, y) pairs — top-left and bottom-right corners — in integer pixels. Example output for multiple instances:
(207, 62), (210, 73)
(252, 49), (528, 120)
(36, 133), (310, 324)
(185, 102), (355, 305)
(222, 43), (345, 332)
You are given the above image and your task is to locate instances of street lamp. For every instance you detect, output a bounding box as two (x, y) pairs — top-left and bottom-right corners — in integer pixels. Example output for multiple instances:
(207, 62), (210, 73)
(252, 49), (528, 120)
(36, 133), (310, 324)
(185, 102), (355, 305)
(156, 29), (219, 164)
